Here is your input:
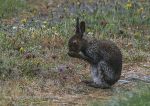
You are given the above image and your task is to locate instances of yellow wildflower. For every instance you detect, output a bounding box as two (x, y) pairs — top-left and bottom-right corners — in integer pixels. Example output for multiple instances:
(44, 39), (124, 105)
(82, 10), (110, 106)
(31, 32), (36, 39)
(64, 7), (67, 12)
(19, 47), (25, 53)
(21, 19), (27, 24)
(125, 1), (132, 9)
(87, 28), (91, 32)
(137, 7), (144, 14)
(43, 21), (47, 24)
(134, 33), (141, 40)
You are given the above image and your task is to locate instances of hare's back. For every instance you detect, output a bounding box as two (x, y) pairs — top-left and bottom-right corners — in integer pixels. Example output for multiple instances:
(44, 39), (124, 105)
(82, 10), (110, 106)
(98, 40), (122, 72)
(88, 39), (122, 70)
(98, 40), (121, 56)
(88, 39), (121, 56)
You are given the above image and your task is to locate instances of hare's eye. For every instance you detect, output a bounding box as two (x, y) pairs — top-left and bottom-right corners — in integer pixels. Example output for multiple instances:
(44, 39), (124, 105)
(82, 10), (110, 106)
(72, 40), (77, 45)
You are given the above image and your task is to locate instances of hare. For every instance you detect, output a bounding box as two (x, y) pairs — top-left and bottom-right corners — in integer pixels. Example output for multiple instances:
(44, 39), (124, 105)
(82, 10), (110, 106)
(68, 18), (122, 89)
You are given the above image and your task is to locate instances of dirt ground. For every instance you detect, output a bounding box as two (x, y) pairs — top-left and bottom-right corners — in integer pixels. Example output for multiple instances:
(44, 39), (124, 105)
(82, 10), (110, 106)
(1, 61), (149, 105)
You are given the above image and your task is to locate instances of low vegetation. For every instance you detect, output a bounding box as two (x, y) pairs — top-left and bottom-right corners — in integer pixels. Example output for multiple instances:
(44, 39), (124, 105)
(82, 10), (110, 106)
(0, 0), (149, 105)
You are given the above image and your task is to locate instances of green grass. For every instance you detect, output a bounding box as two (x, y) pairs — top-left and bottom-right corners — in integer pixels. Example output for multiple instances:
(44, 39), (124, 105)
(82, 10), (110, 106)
(106, 84), (150, 106)
(89, 84), (150, 106)
(0, 0), (149, 78)
(0, 0), (27, 18)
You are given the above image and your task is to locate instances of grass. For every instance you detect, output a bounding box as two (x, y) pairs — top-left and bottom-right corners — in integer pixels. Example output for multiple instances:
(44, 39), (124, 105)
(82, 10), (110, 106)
(106, 83), (150, 106)
(0, 0), (149, 77)
(89, 83), (150, 106)
(0, 0), (27, 18)
(0, 0), (150, 105)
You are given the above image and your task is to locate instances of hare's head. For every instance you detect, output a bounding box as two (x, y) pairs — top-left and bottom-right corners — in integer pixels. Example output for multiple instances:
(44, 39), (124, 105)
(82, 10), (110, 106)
(68, 18), (85, 53)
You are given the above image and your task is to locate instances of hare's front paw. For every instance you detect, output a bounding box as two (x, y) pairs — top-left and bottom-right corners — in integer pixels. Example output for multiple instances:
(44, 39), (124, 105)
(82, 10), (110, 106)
(68, 51), (78, 57)
(82, 80), (100, 88)
(86, 82), (111, 89)
(87, 82), (101, 88)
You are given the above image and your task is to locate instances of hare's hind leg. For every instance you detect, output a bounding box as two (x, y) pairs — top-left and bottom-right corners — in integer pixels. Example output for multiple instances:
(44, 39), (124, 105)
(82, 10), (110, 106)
(90, 65), (102, 85)
(86, 65), (110, 88)
(98, 61), (115, 86)
(83, 65), (100, 87)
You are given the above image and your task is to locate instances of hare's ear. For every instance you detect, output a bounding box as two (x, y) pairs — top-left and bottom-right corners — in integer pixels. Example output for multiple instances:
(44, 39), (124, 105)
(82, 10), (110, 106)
(75, 18), (85, 38)
(76, 17), (80, 34)
(80, 21), (85, 34)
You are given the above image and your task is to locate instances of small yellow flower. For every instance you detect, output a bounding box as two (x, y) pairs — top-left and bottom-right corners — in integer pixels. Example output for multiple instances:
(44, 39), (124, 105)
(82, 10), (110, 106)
(137, 7), (144, 14)
(64, 8), (67, 11)
(31, 32), (36, 39)
(32, 9), (37, 15)
(43, 21), (47, 24)
(134, 32), (141, 39)
(87, 28), (91, 32)
(125, 1), (132, 9)
(19, 47), (25, 53)
(21, 19), (27, 24)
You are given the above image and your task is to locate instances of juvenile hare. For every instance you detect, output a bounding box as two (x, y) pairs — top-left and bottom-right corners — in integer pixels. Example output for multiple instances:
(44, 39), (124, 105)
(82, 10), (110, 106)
(68, 18), (122, 89)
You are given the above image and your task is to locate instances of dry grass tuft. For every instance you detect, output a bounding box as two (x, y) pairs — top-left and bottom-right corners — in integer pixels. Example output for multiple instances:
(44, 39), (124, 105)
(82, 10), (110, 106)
(41, 35), (65, 49)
